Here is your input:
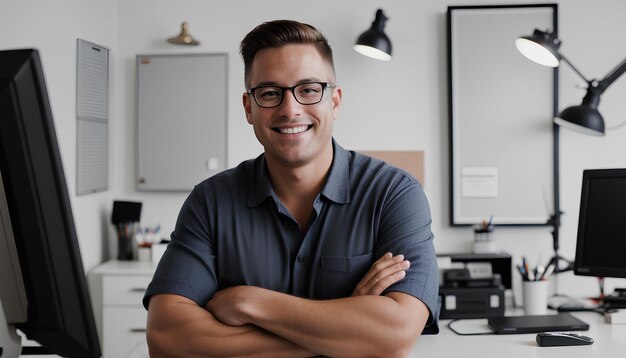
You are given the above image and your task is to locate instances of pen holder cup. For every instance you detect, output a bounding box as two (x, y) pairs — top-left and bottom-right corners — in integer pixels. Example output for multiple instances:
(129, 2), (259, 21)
(522, 280), (549, 315)
(472, 227), (496, 254)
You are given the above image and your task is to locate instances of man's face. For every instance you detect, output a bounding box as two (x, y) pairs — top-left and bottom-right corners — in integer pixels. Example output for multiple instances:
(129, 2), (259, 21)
(243, 44), (341, 168)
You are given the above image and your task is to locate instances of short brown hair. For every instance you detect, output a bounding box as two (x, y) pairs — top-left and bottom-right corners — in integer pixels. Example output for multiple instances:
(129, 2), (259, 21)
(240, 20), (335, 88)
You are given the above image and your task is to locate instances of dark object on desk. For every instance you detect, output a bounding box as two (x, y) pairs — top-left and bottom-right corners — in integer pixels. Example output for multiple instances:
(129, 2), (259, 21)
(438, 253), (512, 289)
(111, 201), (142, 260)
(443, 269), (503, 289)
(553, 302), (602, 313)
(536, 332), (594, 347)
(573, 169), (626, 302)
(488, 313), (589, 334)
(111, 200), (142, 224)
(439, 269), (505, 319)
(603, 289), (626, 309)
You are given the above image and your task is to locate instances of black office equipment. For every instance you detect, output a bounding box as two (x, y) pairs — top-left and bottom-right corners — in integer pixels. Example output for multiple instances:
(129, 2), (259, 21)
(536, 332), (594, 347)
(438, 253), (511, 319)
(111, 200), (142, 224)
(0, 49), (101, 357)
(573, 169), (626, 307)
(440, 286), (505, 319)
(488, 313), (589, 334)
(438, 253), (512, 289)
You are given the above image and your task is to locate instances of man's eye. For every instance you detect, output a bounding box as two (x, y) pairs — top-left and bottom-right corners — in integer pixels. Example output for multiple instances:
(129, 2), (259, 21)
(257, 89), (280, 98)
(298, 86), (321, 96)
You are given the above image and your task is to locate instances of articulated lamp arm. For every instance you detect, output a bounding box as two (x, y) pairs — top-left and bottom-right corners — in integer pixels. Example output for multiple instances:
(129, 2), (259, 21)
(596, 57), (626, 94)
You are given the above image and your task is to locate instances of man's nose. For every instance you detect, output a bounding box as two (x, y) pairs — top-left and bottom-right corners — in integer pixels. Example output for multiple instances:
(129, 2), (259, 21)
(277, 89), (302, 117)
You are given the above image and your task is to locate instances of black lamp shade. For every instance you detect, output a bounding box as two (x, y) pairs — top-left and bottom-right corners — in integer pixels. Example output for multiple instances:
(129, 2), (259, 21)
(354, 9), (392, 61)
(554, 87), (605, 136)
(555, 105), (605, 136)
(515, 29), (560, 67)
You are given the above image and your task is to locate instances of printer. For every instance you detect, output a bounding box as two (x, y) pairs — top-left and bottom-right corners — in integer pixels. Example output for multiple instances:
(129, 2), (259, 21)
(438, 253), (511, 319)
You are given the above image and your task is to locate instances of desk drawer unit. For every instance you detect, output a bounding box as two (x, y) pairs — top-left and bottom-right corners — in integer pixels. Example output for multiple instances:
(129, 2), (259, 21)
(90, 260), (156, 358)
(103, 306), (148, 358)
(103, 275), (151, 305)
(102, 275), (150, 358)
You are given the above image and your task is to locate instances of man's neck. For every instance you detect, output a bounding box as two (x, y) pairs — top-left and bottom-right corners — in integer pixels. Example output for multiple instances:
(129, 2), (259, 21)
(267, 146), (333, 199)
(265, 143), (333, 230)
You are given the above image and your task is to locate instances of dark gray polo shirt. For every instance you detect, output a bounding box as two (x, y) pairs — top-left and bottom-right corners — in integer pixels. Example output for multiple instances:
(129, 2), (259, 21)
(143, 140), (439, 331)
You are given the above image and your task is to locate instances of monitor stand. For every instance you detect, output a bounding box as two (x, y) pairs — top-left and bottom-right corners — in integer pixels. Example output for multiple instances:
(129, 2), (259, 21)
(0, 299), (22, 358)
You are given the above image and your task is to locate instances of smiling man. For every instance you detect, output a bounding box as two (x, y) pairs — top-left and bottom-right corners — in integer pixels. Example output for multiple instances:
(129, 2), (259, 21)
(144, 20), (439, 357)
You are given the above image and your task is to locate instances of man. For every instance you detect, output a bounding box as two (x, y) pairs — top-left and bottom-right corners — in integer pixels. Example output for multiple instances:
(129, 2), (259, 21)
(144, 19), (439, 357)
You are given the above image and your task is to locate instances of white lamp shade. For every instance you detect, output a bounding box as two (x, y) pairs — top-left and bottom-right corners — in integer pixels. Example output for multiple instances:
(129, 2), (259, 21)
(515, 38), (559, 67)
(353, 44), (392, 61)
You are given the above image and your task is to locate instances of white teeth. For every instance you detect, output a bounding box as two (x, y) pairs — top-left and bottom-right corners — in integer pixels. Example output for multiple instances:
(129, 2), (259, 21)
(279, 125), (308, 134)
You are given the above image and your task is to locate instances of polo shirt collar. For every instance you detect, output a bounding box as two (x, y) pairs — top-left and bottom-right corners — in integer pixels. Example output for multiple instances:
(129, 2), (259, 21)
(247, 138), (350, 207)
(322, 139), (350, 204)
(248, 154), (274, 207)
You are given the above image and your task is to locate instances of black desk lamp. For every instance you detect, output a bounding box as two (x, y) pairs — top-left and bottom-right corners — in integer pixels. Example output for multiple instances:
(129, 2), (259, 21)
(516, 29), (626, 136)
(515, 29), (626, 282)
(354, 9), (392, 61)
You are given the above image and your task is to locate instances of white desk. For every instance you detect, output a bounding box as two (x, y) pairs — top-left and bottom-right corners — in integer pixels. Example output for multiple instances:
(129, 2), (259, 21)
(128, 311), (625, 357)
(410, 311), (626, 357)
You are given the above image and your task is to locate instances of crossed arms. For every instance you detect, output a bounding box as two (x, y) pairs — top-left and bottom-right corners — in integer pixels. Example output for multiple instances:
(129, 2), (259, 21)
(146, 253), (430, 358)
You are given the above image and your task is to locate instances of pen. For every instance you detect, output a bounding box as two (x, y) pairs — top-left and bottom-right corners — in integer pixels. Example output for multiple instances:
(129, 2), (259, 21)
(535, 265), (545, 281)
(519, 257), (552, 281)
(516, 264), (526, 281)
(522, 256), (533, 281)
(541, 263), (555, 281)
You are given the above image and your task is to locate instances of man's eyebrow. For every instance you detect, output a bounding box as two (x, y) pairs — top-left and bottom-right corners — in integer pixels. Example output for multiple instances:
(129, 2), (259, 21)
(251, 78), (324, 88)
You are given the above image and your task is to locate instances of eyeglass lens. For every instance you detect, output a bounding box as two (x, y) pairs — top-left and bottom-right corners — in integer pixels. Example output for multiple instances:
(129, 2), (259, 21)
(253, 83), (327, 108)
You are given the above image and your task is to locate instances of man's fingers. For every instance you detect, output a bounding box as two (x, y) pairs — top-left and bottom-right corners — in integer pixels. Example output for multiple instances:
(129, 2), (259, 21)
(353, 257), (410, 296)
(365, 260), (410, 289)
(368, 270), (406, 296)
(359, 253), (403, 284)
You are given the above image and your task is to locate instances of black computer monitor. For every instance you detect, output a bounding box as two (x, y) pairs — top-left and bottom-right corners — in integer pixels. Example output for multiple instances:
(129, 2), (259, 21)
(574, 169), (626, 294)
(0, 49), (101, 357)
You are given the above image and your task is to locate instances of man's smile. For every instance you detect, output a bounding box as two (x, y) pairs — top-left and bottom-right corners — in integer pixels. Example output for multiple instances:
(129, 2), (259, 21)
(274, 125), (312, 134)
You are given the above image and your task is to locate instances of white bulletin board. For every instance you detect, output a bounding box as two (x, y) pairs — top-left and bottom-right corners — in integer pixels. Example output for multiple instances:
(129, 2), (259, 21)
(448, 4), (558, 226)
(136, 53), (228, 191)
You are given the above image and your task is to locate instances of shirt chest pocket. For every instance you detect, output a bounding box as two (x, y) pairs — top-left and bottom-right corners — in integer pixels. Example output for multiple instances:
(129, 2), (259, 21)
(316, 252), (374, 300)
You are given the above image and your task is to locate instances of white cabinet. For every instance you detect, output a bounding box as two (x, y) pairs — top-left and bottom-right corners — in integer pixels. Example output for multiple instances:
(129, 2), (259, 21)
(89, 260), (156, 358)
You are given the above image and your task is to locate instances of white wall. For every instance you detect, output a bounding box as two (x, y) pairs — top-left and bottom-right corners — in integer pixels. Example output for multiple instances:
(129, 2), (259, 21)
(0, 0), (118, 270)
(3, 0), (626, 297)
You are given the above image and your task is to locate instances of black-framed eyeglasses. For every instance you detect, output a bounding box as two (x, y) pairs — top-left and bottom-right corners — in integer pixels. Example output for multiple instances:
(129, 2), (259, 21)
(247, 82), (336, 108)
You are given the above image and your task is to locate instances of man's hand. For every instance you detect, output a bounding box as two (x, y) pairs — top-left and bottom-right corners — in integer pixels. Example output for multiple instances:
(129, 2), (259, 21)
(352, 252), (410, 296)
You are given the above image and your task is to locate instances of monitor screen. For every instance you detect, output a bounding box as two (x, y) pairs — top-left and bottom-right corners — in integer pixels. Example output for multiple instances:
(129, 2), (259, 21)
(0, 49), (101, 357)
(574, 168), (626, 279)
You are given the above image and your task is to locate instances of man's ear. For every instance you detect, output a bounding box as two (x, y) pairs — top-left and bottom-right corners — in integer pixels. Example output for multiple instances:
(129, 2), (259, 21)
(243, 92), (253, 124)
(332, 86), (342, 119)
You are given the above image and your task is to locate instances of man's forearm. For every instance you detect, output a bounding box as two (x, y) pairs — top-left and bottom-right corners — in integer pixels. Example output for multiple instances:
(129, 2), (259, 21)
(147, 294), (316, 358)
(210, 288), (429, 358)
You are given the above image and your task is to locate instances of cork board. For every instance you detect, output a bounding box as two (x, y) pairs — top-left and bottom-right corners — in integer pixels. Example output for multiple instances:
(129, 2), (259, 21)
(361, 151), (424, 187)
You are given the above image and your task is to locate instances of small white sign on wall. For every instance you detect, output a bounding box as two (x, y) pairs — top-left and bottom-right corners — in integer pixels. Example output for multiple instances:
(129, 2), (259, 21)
(461, 167), (498, 198)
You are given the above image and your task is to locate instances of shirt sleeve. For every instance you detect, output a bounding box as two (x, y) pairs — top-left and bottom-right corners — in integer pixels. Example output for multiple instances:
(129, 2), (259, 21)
(142, 187), (218, 309)
(376, 175), (440, 332)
